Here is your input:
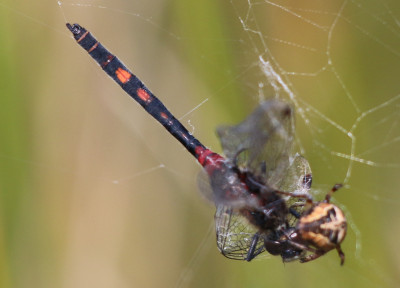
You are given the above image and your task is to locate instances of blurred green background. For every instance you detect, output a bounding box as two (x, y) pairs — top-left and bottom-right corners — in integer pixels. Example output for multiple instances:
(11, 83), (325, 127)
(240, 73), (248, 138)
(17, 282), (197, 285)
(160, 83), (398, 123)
(0, 0), (399, 287)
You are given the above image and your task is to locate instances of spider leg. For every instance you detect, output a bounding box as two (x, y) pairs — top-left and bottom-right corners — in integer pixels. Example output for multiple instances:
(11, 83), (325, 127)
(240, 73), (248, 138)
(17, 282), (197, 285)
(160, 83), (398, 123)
(288, 201), (311, 218)
(299, 250), (325, 263)
(336, 245), (345, 265)
(299, 244), (345, 265)
(246, 172), (275, 193)
(246, 174), (313, 202)
(274, 190), (312, 201)
(325, 183), (343, 203)
(285, 239), (317, 254)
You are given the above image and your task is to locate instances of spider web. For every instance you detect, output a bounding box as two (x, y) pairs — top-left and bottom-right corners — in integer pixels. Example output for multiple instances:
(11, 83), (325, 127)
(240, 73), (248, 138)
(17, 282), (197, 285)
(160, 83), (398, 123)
(0, 0), (399, 288)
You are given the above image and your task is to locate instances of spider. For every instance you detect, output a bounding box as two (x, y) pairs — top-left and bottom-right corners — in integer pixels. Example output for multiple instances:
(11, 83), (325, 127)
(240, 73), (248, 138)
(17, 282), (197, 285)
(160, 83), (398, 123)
(212, 102), (347, 265)
(217, 155), (347, 265)
(261, 184), (347, 265)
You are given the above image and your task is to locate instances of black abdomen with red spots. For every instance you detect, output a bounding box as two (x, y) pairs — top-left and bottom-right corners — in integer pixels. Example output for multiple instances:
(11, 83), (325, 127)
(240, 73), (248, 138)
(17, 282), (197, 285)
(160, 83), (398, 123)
(67, 23), (212, 162)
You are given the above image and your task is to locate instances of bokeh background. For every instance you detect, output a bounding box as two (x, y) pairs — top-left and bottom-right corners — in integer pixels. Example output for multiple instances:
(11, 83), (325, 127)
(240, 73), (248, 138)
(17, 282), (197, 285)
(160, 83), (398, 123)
(0, 0), (399, 287)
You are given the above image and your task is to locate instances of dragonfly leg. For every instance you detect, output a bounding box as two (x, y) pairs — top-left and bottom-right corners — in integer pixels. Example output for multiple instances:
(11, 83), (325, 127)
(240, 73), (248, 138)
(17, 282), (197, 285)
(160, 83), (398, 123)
(246, 233), (264, 261)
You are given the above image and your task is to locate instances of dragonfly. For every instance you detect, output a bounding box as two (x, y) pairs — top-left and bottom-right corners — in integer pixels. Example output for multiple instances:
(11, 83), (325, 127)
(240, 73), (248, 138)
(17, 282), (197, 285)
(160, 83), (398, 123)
(66, 23), (347, 265)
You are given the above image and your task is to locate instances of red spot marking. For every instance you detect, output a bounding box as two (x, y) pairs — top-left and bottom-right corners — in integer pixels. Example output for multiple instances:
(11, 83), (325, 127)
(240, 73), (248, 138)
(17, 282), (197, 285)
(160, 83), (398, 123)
(77, 31), (89, 43)
(115, 68), (131, 84)
(195, 147), (224, 170)
(88, 42), (99, 53)
(161, 112), (173, 126)
(137, 88), (151, 102)
(102, 55), (115, 68)
(195, 146), (209, 165)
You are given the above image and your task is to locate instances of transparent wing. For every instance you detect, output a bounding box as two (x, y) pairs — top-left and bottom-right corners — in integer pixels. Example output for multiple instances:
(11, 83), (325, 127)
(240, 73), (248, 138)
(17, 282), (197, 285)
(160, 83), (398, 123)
(198, 160), (250, 207)
(203, 100), (313, 261)
(212, 155), (312, 261)
(217, 100), (294, 188)
(200, 172), (266, 260)
(277, 154), (312, 225)
(197, 168), (214, 203)
(277, 153), (312, 195)
(215, 205), (266, 260)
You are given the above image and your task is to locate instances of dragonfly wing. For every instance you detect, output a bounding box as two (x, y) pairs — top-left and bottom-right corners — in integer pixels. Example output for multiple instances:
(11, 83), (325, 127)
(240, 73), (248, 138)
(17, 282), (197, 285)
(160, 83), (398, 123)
(277, 154), (312, 225)
(212, 100), (312, 261)
(215, 205), (266, 260)
(217, 100), (294, 188)
(277, 153), (312, 195)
